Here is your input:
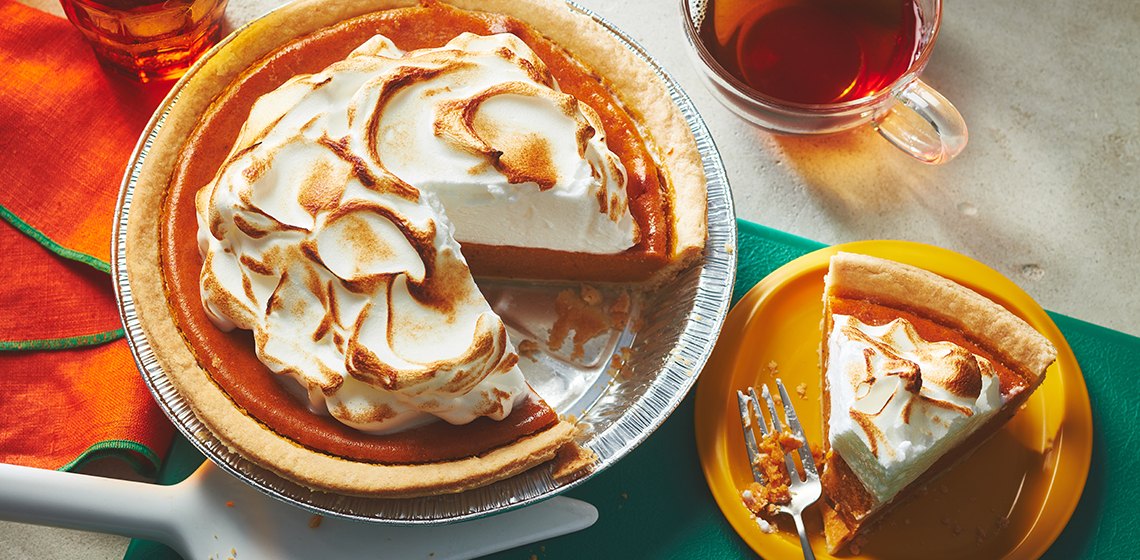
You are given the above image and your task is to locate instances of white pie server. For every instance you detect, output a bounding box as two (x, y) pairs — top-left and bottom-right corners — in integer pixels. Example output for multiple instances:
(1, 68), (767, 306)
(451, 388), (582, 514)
(0, 461), (597, 559)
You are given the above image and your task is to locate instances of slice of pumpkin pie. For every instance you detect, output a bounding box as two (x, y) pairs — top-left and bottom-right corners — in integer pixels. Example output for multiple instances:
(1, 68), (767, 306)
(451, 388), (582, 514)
(819, 252), (1056, 552)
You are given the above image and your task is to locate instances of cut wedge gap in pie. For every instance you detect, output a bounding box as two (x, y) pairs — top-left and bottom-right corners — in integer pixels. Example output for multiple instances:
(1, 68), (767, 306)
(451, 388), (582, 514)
(126, 0), (707, 499)
(819, 252), (1057, 552)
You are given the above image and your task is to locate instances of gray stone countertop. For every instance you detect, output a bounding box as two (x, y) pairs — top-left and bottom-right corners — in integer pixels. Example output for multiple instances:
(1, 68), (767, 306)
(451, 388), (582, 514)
(3, 0), (1138, 558)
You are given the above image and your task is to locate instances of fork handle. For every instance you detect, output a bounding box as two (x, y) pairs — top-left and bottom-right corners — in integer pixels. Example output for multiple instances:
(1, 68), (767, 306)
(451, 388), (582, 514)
(792, 512), (816, 560)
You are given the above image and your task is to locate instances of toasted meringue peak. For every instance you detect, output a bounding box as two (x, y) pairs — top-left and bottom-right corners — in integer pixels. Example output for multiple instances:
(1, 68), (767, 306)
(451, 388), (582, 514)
(195, 31), (637, 434)
(826, 315), (1003, 505)
(365, 32), (636, 252)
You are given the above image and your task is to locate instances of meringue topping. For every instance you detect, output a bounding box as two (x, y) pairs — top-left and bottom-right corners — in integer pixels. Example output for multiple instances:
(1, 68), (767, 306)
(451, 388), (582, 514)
(195, 32), (637, 433)
(825, 315), (1003, 505)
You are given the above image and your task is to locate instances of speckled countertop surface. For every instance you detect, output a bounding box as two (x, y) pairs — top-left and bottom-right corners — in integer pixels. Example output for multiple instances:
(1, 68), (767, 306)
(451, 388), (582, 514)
(3, 0), (1138, 557)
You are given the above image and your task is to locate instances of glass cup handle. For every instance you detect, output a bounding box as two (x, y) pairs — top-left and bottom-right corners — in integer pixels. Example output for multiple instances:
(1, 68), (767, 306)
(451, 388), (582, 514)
(872, 79), (968, 164)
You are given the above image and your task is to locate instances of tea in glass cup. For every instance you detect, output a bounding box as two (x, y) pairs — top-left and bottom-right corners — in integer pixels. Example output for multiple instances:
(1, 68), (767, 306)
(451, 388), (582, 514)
(59, 0), (229, 83)
(682, 0), (967, 164)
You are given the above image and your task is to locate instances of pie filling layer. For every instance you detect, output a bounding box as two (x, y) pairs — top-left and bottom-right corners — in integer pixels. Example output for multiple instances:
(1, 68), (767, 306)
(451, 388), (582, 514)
(162, 2), (675, 464)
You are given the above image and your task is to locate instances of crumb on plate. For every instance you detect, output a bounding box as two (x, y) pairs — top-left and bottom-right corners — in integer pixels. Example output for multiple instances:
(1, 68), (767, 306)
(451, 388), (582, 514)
(795, 382), (808, 399)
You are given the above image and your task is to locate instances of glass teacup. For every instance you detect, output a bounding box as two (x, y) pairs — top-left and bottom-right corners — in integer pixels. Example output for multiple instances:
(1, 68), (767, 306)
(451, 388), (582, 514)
(681, 0), (967, 164)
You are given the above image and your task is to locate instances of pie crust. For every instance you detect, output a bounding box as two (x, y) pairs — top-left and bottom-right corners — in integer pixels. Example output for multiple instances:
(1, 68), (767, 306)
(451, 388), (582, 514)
(126, 0), (707, 498)
(819, 252), (1056, 551)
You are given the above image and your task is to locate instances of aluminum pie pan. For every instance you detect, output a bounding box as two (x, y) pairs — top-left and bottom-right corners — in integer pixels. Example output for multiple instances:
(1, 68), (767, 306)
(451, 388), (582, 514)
(112, 1), (736, 524)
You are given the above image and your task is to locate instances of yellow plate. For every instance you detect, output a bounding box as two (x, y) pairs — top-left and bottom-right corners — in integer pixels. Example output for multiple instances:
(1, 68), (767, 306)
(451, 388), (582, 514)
(695, 240), (1093, 560)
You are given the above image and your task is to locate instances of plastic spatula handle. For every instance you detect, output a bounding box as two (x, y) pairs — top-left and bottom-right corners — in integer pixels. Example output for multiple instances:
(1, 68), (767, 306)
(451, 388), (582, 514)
(0, 461), (598, 560)
(0, 462), (177, 542)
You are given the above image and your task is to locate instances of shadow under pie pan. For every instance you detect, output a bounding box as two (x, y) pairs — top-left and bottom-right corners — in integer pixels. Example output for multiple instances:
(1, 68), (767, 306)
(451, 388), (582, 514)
(111, 0), (736, 523)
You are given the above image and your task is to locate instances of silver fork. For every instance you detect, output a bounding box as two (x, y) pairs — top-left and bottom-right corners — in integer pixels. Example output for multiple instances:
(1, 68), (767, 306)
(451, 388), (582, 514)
(737, 379), (821, 560)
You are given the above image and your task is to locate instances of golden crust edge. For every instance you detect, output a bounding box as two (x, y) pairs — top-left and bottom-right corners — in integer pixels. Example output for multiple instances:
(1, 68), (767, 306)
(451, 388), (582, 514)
(214, 411), (579, 499)
(823, 251), (1057, 379)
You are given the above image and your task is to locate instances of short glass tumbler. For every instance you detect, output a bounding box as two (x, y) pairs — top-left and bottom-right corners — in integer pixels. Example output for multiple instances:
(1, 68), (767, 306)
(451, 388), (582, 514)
(60, 0), (229, 82)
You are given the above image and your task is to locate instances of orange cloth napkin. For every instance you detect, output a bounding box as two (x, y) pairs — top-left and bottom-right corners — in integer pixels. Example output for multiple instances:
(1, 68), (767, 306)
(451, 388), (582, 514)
(0, 0), (175, 473)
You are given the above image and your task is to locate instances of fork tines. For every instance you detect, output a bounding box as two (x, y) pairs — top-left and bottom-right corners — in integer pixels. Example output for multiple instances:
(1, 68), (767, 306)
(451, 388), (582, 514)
(736, 387), (766, 483)
(737, 379), (821, 559)
(736, 379), (818, 485)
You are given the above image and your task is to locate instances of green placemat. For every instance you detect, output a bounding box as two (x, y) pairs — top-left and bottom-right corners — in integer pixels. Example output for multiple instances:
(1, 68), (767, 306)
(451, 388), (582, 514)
(125, 220), (1140, 559)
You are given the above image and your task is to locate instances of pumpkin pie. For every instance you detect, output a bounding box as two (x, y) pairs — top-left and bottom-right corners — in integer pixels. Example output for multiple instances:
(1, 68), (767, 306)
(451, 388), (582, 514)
(819, 252), (1056, 552)
(125, 0), (706, 498)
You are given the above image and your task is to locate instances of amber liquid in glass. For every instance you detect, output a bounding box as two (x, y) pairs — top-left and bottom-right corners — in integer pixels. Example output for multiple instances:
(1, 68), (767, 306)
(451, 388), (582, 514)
(699, 0), (921, 105)
(60, 0), (228, 82)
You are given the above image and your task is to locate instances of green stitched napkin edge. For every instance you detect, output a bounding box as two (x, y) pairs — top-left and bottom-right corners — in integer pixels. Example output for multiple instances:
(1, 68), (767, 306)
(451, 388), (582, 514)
(0, 327), (125, 351)
(57, 438), (163, 476)
(0, 204), (111, 274)
(0, 204), (124, 350)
